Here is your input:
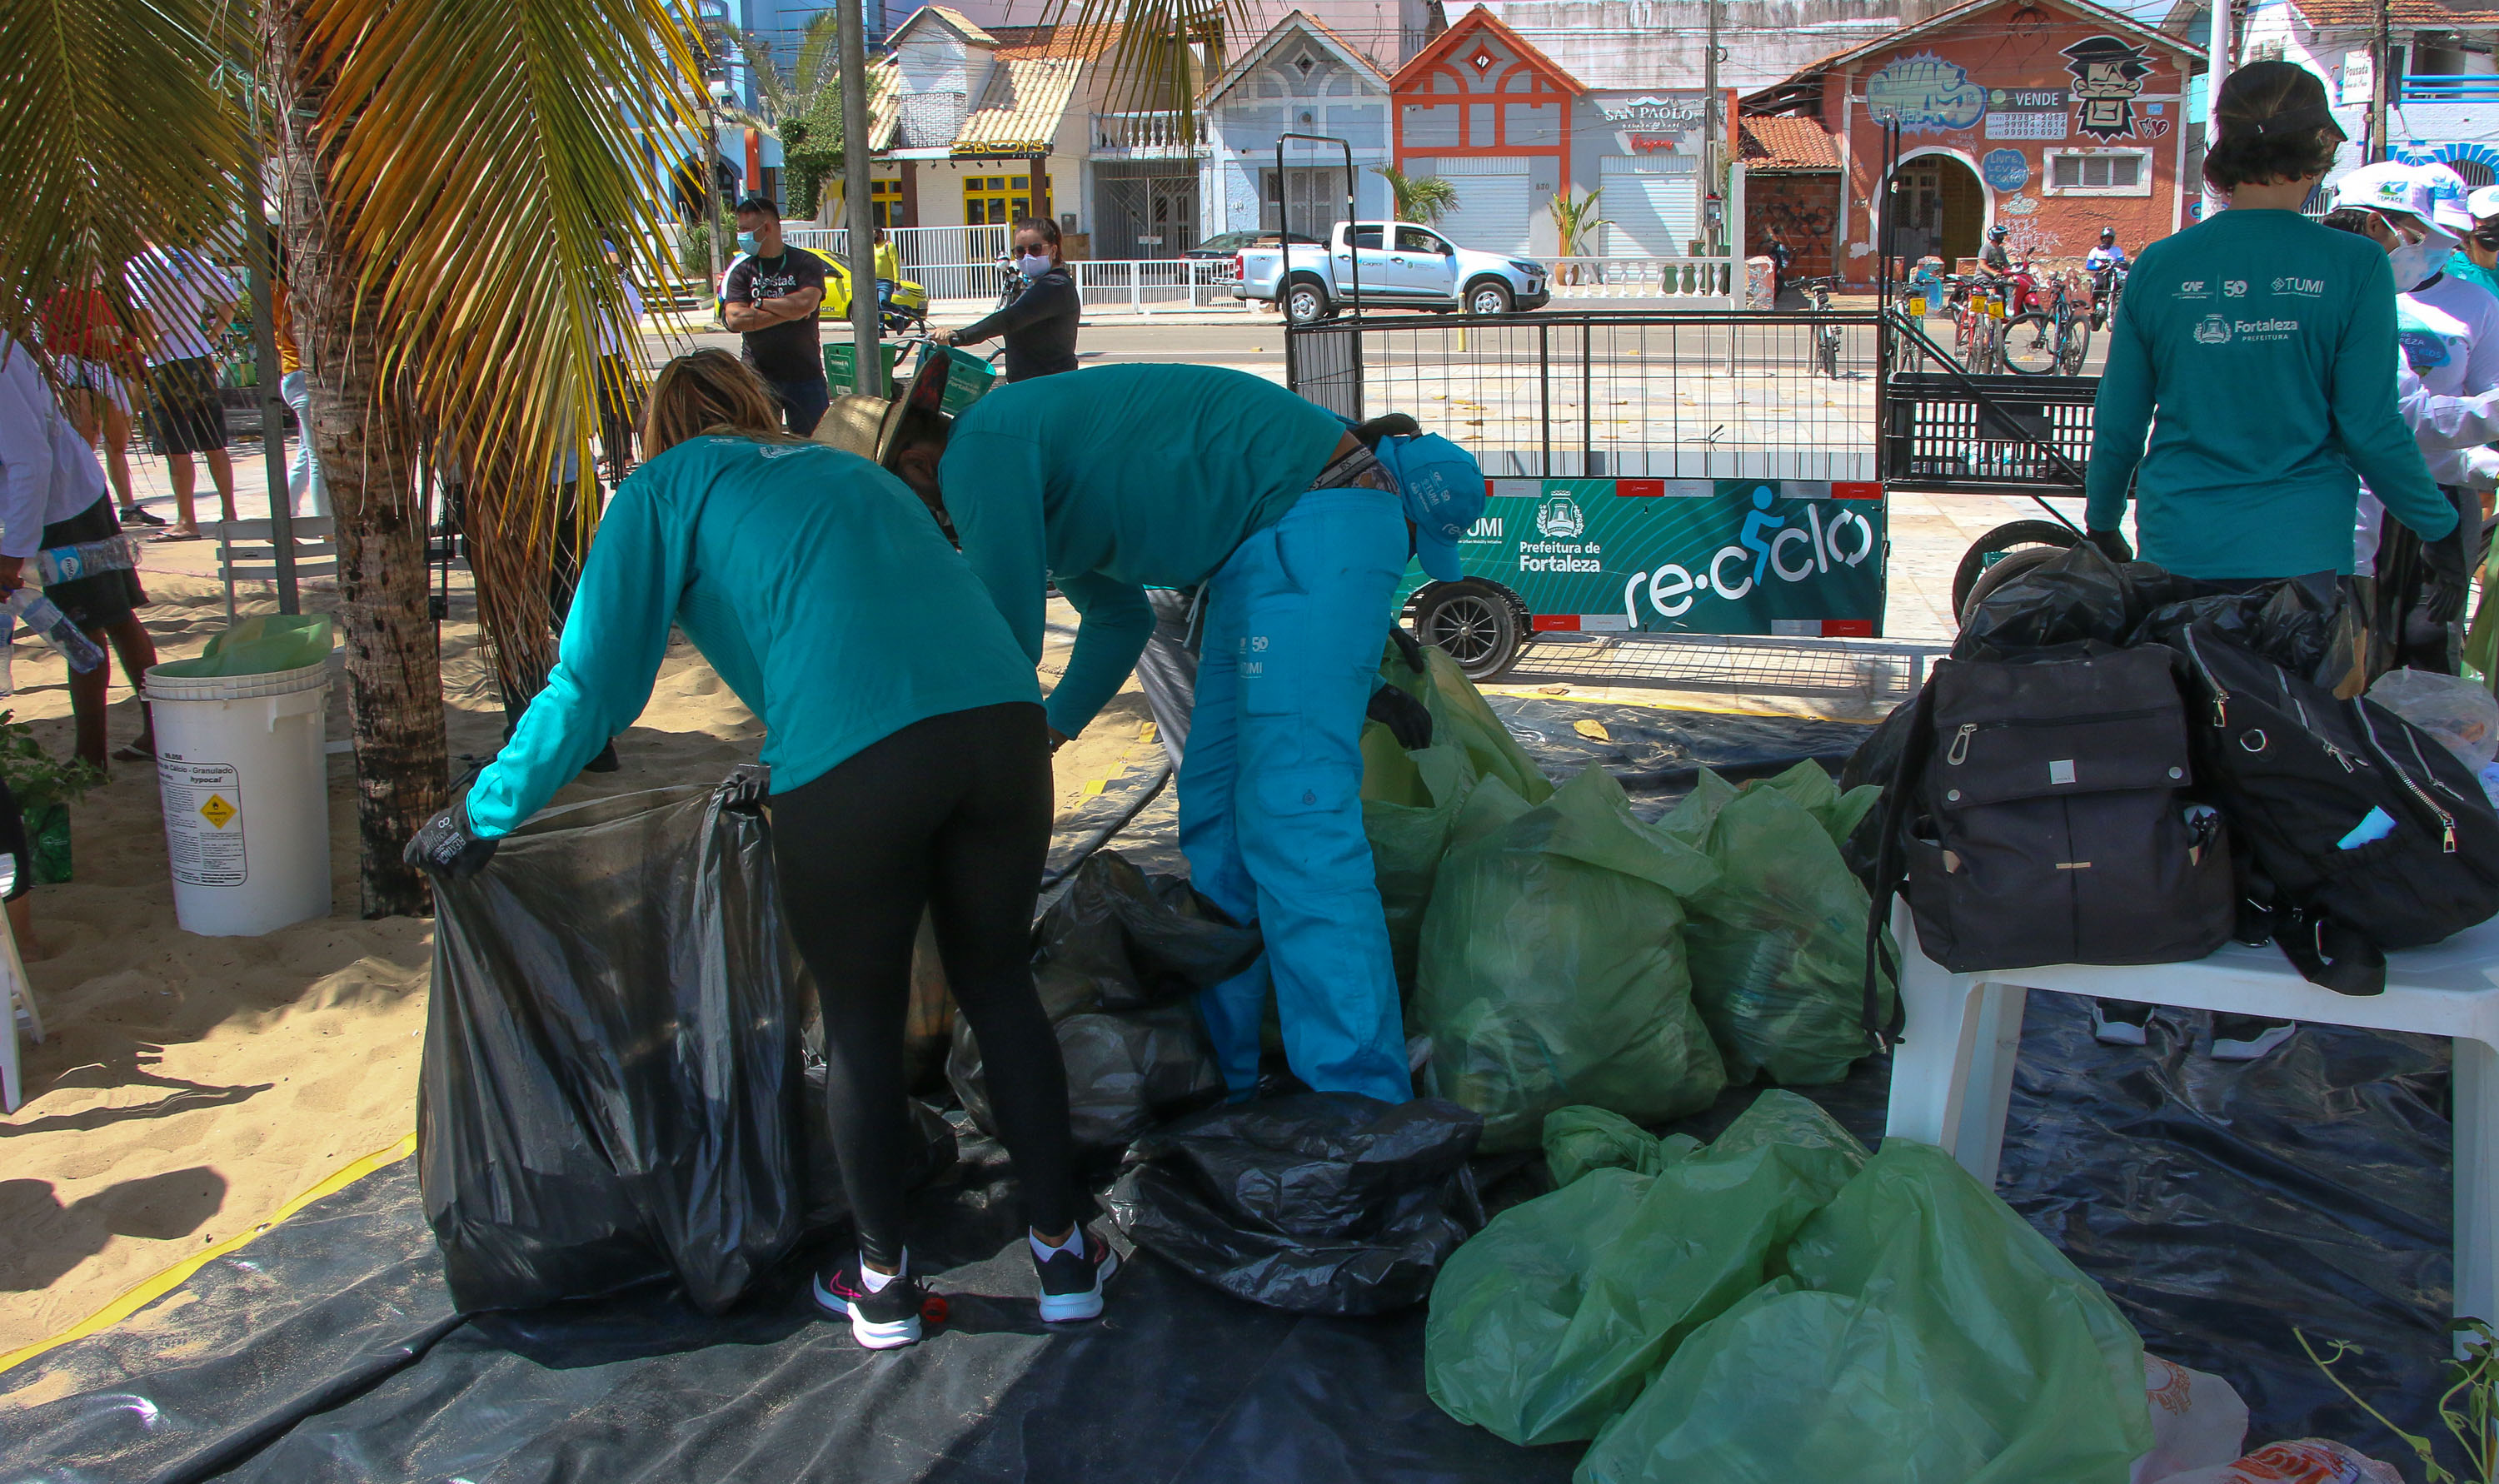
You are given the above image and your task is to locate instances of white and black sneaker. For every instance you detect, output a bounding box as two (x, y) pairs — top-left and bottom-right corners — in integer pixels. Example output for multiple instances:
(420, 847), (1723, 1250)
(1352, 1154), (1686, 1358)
(2090, 998), (2153, 1047)
(812, 1252), (927, 1349)
(2212, 1015), (2297, 1063)
(1033, 1227), (1119, 1323)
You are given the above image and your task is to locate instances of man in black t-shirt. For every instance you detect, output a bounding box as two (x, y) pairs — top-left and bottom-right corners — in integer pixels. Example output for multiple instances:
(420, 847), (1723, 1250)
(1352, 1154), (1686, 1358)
(721, 195), (831, 435)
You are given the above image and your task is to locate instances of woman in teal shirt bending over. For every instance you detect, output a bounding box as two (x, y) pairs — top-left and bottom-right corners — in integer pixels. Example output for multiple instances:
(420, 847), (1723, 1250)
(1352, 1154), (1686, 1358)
(2084, 61), (2459, 590)
(406, 351), (1117, 1350)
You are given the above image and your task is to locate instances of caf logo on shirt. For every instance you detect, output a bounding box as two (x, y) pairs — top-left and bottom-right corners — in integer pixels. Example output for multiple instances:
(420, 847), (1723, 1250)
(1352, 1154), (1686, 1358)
(2193, 314), (2233, 345)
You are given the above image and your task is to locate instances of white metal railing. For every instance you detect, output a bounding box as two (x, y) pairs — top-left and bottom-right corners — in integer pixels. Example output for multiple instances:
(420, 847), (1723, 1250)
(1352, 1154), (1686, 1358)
(1090, 112), (1210, 159)
(1069, 258), (1246, 312)
(1544, 256), (1740, 301)
(783, 224), (1010, 271)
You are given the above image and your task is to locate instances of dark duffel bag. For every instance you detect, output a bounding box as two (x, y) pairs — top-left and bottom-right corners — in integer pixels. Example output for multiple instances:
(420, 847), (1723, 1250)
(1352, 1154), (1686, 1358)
(2172, 624), (2499, 993)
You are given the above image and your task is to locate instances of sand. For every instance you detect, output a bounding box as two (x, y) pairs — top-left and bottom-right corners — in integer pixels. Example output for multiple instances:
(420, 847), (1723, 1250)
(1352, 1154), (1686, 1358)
(0, 565), (1156, 1358)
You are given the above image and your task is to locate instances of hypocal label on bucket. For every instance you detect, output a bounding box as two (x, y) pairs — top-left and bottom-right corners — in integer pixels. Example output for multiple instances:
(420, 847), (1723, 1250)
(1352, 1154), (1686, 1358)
(159, 759), (246, 886)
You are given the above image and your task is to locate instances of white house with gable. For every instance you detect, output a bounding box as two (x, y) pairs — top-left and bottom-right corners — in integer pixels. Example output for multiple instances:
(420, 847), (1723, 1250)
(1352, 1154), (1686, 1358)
(1200, 11), (1398, 241)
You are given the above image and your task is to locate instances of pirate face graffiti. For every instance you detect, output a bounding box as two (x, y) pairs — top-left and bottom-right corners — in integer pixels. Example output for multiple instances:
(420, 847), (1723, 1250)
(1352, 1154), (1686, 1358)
(2063, 36), (2154, 141)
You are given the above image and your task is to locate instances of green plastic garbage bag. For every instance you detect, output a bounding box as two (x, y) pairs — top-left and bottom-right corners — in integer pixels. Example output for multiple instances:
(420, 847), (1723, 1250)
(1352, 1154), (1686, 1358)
(1424, 1093), (1868, 1447)
(1415, 766), (1725, 1151)
(153, 614), (335, 678)
(1576, 1140), (2152, 1484)
(1540, 1105), (1697, 1188)
(1662, 764), (1894, 1086)
(1363, 737), (1480, 994)
(1379, 642), (1554, 807)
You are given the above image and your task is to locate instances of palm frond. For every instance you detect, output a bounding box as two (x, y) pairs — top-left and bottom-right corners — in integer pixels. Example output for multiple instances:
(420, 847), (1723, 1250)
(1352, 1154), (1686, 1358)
(0, 0), (251, 368)
(1030, 0), (1252, 128)
(1374, 165), (1459, 227)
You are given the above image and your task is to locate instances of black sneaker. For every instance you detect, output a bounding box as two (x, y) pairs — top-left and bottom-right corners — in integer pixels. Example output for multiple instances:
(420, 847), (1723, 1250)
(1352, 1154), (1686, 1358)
(811, 1253), (925, 1349)
(118, 505), (168, 527)
(2212, 1015), (2297, 1062)
(1034, 1228), (1120, 1323)
(2090, 998), (2152, 1047)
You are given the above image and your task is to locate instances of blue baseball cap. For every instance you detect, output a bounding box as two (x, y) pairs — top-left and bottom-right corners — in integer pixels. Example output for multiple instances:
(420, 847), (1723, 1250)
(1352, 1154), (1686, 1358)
(1372, 433), (1485, 583)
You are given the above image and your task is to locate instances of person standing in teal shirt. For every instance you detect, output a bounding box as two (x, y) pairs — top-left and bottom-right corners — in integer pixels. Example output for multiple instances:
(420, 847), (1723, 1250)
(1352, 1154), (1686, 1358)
(409, 351), (1118, 1350)
(2084, 62), (2457, 582)
(835, 361), (1484, 1109)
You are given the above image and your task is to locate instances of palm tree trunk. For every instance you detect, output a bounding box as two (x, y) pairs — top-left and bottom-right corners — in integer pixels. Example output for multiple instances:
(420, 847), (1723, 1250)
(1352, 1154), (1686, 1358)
(270, 0), (448, 918)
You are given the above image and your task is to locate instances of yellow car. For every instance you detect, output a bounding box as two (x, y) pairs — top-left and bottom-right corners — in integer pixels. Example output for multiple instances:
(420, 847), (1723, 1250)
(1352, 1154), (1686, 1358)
(813, 253), (927, 333)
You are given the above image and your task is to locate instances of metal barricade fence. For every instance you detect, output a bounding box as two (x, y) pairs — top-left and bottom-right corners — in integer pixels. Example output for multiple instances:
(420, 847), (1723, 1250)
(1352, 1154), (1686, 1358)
(1286, 311), (1887, 482)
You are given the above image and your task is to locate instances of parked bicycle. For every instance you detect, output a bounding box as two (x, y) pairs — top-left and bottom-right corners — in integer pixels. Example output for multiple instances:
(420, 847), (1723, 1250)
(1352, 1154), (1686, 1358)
(1798, 276), (1847, 378)
(1945, 275), (2007, 375)
(2002, 261), (2090, 376)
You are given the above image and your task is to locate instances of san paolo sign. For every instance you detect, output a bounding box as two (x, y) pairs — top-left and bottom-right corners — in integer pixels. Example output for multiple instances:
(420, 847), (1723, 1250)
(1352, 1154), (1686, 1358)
(1399, 480), (1888, 638)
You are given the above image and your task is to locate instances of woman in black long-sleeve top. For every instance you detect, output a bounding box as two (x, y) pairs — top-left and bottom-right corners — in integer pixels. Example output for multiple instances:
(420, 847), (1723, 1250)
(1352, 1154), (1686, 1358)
(938, 217), (1080, 381)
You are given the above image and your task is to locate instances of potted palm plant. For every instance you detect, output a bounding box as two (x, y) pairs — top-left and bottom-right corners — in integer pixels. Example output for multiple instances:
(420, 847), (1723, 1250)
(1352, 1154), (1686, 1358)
(1549, 189), (1611, 287)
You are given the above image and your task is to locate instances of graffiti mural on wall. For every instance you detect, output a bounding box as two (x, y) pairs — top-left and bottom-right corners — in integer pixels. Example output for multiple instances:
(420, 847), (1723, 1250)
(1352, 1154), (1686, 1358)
(2063, 36), (2154, 141)
(1867, 53), (1988, 133)
(1756, 192), (1837, 259)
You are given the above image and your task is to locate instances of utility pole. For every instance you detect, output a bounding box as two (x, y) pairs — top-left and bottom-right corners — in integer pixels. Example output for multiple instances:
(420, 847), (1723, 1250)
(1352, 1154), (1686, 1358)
(1703, 0), (1722, 254)
(838, 0), (879, 375)
(2373, 0), (2392, 162)
(702, 87), (724, 326)
(2204, 0), (2232, 212)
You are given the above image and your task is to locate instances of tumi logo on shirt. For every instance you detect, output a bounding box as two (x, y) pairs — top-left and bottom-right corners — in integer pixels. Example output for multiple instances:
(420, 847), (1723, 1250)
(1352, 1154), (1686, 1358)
(2272, 275), (2325, 297)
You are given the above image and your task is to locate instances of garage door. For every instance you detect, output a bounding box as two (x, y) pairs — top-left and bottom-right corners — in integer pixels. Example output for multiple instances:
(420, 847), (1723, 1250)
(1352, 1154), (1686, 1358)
(1599, 155), (1701, 256)
(1428, 158), (1534, 256)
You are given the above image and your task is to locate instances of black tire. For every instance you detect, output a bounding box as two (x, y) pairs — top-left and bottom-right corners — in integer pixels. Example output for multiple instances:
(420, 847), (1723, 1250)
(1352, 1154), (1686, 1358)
(1465, 279), (1514, 316)
(1951, 520), (2082, 624)
(1413, 580), (1522, 680)
(1284, 276), (1332, 325)
(2002, 311), (2062, 375)
(2058, 312), (2092, 374)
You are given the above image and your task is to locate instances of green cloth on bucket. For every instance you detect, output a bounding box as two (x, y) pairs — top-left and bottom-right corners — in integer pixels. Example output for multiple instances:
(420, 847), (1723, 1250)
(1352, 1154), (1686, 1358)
(153, 615), (335, 678)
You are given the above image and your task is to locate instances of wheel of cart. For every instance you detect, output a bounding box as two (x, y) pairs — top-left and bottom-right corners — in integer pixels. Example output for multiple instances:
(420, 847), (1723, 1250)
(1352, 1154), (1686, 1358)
(1409, 579), (1524, 680)
(1950, 519), (2082, 624)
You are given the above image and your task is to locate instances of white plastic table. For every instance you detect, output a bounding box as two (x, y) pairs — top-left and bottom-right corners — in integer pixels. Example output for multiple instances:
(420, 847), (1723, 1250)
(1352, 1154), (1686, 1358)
(1883, 900), (2499, 1340)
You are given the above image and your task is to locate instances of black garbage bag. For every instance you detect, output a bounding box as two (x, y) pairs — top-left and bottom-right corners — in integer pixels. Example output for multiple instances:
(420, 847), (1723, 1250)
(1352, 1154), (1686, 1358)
(1104, 1093), (1485, 1315)
(1953, 541), (2196, 660)
(422, 777), (955, 1314)
(2133, 570), (2357, 690)
(949, 850), (1258, 1155)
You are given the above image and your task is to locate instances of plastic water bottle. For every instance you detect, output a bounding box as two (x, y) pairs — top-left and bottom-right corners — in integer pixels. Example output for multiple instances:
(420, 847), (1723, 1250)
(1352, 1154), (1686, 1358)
(32, 534), (137, 585)
(3, 589), (104, 673)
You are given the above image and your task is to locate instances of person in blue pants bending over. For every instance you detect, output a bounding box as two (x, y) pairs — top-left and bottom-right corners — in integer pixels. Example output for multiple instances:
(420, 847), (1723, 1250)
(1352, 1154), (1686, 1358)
(825, 361), (1484, 1107)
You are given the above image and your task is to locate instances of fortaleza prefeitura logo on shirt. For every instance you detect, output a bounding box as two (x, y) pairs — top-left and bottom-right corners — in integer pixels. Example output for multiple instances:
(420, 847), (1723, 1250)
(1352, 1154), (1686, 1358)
(2195, 314), (2301, 345)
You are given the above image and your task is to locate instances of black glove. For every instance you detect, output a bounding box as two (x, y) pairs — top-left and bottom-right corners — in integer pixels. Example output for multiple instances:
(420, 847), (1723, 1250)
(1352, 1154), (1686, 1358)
(2421, 520), (2473, 625)
(1366, 682), (1434, 750)
(405, 800), (498, 880)
(2083, 528), (2133, 565)
(1389, 623), (1429, 675)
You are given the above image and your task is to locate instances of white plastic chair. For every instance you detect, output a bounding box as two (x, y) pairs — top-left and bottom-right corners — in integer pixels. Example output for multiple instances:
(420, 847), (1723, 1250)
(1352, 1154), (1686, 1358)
(213, 516), (339, 623)
(0, 854), (43, 1114)
(1883, 899), (2499, 1349)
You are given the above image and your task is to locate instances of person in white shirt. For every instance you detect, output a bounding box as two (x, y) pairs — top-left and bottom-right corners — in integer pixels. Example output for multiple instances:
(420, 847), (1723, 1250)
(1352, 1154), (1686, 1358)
(126, 239), (242, 540)
(0, 336), (160, 769)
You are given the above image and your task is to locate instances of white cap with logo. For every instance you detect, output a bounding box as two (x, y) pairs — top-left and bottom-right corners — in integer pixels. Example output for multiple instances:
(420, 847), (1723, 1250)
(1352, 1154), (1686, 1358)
(2337, 162), (2436, 226)
(2412, 161), (2477, 232)
(2472, 184), (2499, 223)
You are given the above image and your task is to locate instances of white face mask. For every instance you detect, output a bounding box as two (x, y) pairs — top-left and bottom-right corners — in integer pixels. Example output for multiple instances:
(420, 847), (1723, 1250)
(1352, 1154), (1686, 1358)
(1017, 252), (1053, 279)
(2392, 239), (2453, 291)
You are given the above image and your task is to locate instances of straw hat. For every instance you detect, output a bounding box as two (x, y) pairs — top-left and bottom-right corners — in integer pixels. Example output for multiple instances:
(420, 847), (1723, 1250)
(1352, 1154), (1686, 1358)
(811, 349), (953, 470)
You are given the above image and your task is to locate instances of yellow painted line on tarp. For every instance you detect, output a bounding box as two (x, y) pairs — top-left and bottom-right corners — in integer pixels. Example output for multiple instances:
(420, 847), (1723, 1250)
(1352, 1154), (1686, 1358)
(0, 1132), (418, 1378)
(1081, 779), (1106, 796)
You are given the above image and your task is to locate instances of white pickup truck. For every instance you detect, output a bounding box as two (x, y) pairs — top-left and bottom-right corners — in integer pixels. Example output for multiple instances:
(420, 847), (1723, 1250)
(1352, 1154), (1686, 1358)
(1232, 221), (1550, 323)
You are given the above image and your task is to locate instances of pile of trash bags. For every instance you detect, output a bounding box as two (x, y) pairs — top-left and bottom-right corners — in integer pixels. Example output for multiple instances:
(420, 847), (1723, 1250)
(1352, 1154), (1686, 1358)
(1426, 1097), (2155, 1480)
(1364, 641), (1894, 1150)
(421, 777), (955, 1313)
(950, 850), (1257, 1156)
(1104, 1092), (1484, 1315)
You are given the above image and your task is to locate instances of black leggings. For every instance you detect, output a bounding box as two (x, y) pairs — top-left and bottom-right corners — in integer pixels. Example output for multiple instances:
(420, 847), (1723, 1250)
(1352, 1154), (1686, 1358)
(770, 701), (1075, 1267)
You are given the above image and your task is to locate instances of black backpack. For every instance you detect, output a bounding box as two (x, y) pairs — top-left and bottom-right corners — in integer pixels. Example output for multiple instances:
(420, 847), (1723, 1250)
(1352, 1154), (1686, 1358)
(1857, 643), (2237, 1038)
(2169, 623), (2499, 993)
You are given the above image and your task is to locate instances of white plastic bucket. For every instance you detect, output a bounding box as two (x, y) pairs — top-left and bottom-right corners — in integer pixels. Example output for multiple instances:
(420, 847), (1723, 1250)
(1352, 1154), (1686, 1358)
(144, 660), (332, 936)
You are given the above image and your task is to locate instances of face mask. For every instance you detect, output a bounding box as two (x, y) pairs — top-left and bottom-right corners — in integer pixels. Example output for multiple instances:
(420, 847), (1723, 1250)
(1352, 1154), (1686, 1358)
(736, 231), (760, 254)
(2391, 240), (2452, 291)
(1017, 252), (1053, 279)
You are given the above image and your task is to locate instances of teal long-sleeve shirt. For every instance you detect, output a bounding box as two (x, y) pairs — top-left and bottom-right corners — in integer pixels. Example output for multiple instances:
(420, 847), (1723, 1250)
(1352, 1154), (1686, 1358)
(936, 363), (1348, 737)
(2084, 207), (2456, 578)
(466, 436), (1039, 836)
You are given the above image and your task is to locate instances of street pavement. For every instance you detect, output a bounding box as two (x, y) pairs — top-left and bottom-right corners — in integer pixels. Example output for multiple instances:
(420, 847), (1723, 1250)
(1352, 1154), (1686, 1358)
(107, 316), (2094, 645)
